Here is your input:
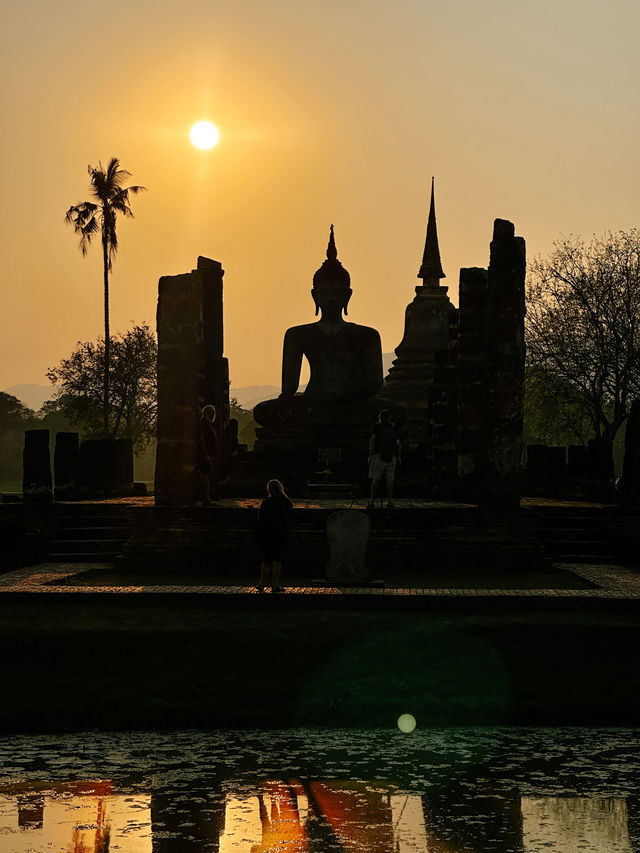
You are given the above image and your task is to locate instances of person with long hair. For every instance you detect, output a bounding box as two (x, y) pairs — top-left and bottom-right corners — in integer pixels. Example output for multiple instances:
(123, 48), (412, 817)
(196, 404), (218, 505)
(256, 479), (293, 592)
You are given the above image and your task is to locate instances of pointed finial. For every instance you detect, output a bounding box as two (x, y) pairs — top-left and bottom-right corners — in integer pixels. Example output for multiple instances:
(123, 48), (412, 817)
(418, 177), (445, 284)
(327, 224), (337, 261)
(313, 223), (351, 289)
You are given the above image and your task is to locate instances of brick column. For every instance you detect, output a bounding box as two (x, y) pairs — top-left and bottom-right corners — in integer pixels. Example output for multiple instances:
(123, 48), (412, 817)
(457, 267), (488, 499)
(481, 219), (526, 507)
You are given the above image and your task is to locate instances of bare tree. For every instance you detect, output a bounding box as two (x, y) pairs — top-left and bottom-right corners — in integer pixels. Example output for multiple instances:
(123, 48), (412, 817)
(65, 158), (145, 436)
(526, 230), (640, 444)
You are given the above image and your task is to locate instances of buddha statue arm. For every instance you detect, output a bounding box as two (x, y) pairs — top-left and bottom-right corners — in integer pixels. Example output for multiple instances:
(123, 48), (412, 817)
(280, 327), (304, 398)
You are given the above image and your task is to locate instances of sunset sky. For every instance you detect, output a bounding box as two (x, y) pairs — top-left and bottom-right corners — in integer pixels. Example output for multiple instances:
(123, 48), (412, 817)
(1, 0), (638, 395)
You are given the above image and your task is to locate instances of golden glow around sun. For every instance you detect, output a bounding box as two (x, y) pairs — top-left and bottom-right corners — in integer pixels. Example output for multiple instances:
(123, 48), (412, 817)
(190, 121), (219, 149)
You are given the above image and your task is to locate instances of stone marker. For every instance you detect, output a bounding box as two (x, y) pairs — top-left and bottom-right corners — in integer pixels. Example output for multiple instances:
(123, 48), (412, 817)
(526, 445), (567, 494)
(620, 399), (640, 504)
(23, 429), (52, 503)
(587, 438), (614, 491)
(325, 510), (371, 582)
(567, 445), (589, 481)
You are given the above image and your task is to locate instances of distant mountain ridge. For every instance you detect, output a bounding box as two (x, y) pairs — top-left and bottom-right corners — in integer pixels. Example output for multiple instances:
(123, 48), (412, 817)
(232, 354), (395, 411)
(4, 353), (396, 414)
(2, 384), (55, 412)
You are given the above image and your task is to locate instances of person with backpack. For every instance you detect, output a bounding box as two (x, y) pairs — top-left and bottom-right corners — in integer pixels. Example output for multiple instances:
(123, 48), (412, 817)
(367, 409), (400, 508)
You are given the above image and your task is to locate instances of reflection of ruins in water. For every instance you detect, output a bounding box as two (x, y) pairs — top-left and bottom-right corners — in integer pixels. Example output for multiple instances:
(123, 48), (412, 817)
(0, 779), (635, 852)
(218, 781), (428, 852)
(0, 781), (151, 852)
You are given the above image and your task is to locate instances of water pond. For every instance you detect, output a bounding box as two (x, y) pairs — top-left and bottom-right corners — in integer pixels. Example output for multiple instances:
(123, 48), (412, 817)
(0, 728), (638, 852)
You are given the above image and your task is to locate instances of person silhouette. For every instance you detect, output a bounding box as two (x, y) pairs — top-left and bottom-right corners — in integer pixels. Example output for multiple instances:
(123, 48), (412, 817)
(256, 479), (293, 592)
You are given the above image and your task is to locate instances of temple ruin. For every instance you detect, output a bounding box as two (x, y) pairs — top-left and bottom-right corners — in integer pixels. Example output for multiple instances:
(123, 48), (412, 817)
(153, 186), (527, 505)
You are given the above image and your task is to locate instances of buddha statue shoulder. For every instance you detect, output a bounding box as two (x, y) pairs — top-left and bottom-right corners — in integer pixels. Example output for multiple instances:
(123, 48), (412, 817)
(254, 226), (383, 426)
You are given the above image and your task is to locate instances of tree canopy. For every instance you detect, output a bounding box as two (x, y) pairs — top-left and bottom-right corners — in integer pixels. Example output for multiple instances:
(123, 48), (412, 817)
(47, 323), (157, 450)
(525, 229), (640, 444)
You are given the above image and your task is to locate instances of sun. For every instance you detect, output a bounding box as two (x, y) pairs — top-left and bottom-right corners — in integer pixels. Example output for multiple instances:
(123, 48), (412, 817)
(190, 121), (219, 150)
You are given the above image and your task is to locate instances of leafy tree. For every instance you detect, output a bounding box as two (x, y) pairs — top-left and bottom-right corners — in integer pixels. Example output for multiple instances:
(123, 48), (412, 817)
(0, 392), (35, 427)
(65, 157), (145, 436)
(230, 396), (257, 450)
(526, 230), (640, 444)
(47, 324), (157, 450)
(0, 393), (39, 485)
(523, 367), (594, 448)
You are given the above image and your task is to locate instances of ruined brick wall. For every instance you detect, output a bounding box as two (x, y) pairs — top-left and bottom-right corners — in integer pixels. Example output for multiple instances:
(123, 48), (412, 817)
(155, 258), (228, 506)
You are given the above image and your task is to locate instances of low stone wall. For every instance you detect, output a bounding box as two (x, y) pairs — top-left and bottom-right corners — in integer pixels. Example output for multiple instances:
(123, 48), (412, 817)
(118, 505), (546, 576)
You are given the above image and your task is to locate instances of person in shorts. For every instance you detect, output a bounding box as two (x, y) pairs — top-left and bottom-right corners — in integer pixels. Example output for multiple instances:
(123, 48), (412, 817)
(367, 409), (400, 508)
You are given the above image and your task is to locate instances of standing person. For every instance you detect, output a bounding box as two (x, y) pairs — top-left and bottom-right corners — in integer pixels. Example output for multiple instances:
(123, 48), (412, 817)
(367, 409), (400, 509)
(196, 404), (218, 506)
(257, 479), (293, 592)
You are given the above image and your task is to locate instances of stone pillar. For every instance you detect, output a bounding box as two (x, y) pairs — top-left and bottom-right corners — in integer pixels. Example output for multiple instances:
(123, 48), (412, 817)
(587, 436), (615, 499)
(155, 256), (230, 506)
(22, 429), (52, 503)
(77, 438), (134, 496)
(198, 256), (234, 486)
(54, 432), (79, 500)
(456, 267), (488, 499)
(199, 256), (230, 424)
(113, 438), (134, 492)
(480, 219), (526, 507)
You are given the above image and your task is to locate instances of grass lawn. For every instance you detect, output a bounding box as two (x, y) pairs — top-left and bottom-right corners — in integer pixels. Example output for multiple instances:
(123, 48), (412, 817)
(0, 597), (637, 732)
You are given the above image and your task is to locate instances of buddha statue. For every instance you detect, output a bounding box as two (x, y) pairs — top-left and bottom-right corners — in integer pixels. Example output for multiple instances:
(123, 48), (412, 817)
(254, 226), (384, 428)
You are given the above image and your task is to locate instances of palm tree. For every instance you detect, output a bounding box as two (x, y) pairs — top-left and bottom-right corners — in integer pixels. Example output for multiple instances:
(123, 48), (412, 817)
(65, 157), (145, 436)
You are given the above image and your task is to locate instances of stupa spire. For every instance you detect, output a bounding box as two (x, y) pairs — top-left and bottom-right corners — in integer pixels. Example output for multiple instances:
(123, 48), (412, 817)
(418, 177), (445, 285)
(327, 223), (337, 261)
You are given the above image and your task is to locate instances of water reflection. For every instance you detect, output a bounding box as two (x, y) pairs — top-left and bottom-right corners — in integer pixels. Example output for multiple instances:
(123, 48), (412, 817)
(0, 782), (151, 852)
(522, 797), (631, 852)
(218, 782), (429, 852)
(0, 729), (638, 852)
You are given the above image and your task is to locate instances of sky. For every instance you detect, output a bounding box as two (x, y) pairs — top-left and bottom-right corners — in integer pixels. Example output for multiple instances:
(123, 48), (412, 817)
(1, 0), (639, 394)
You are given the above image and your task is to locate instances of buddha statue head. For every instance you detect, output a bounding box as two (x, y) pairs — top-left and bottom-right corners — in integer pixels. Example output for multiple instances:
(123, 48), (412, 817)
(311, 225), (352, 317)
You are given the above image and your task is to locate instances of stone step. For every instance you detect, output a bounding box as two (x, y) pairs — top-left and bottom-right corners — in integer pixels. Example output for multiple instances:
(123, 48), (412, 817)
(52, 526), (131, 536)
(533, 514), (604, 526)
(539, 539), (613, 553)
(550, 554), (616, 564)
(536, 526), (605, 537)
(50, 539), (127, 554)
(48, 552), (121, 562)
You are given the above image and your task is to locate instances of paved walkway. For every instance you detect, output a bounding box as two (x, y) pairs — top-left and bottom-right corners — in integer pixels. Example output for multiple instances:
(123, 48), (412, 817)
(1, 560), (639, 601)
(28, 495), (616, 509)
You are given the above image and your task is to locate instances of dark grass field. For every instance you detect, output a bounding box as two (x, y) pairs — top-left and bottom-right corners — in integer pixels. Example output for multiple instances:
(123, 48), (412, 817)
(0, 597), (638, 733)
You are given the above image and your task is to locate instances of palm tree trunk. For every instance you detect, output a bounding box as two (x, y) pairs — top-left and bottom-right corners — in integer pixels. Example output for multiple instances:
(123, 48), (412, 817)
(102, 230), (110, 437)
